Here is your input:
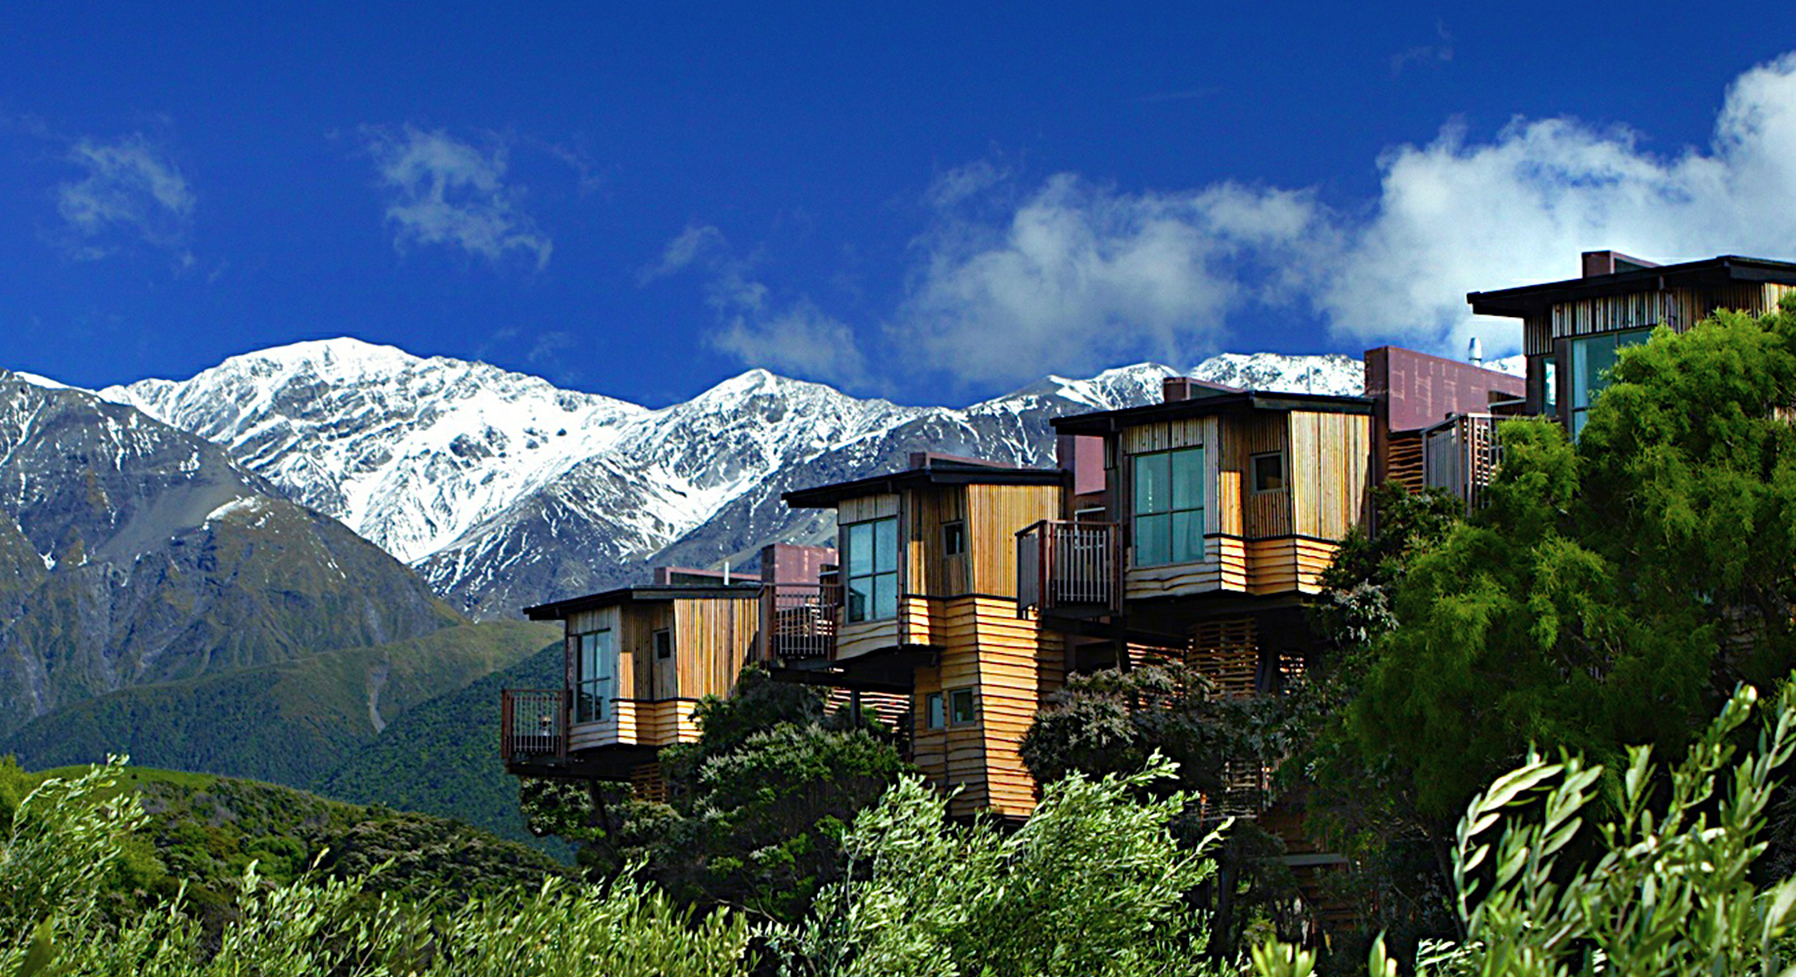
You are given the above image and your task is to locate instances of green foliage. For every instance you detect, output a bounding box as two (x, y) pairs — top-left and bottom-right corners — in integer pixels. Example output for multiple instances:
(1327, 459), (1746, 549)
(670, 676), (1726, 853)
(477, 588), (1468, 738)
(322, 637), (571, 855)
(1, 622), (557, 792)
(0, 758), (751, 977)
(524, 666), (907, 923)
(1341, 307), (1796, 826)
(772, 753), (1221, 977)
(1255, 681), (1796, 976)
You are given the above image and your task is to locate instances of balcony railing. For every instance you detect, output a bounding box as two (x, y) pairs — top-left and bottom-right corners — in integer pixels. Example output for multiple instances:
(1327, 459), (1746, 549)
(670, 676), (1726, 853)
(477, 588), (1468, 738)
(1423, 412), (1504, 511)
(1016, 520), (1122, 616)
(500, 688), (567, 763)
(759, 582), (841, 662)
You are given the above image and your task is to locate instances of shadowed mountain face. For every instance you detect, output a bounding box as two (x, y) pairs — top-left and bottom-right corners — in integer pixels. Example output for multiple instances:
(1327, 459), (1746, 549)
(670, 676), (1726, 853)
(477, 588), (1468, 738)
(0, 371), (465, 736)
(101, 339), (1378, 618)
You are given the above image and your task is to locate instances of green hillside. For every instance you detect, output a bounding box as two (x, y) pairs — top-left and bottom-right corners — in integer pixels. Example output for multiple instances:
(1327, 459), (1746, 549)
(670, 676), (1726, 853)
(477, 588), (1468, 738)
(322, 641), (568, 853)
(1, 621), (559, 789)
(3, 761), (569, 916)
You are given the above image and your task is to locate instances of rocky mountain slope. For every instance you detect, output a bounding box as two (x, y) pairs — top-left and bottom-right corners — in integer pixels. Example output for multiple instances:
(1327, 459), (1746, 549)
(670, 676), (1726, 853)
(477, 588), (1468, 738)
(0, 371), (465, 735)
(100, 341), (1393, 617)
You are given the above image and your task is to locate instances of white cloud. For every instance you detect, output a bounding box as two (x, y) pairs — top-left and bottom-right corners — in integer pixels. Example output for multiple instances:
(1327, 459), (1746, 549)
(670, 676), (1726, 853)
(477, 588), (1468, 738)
(1318, 50), (1796, 356)
(889, 50), (1796, 383)
(712, 299), (869, 385)
(55, 133), (195, 264)
(644, 224), (871, 385)
(363, 125), (552, 270)
(889, 169), (1324, 385)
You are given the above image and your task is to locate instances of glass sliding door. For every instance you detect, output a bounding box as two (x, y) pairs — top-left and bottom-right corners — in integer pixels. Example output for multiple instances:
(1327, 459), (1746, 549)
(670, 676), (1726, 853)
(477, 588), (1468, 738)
(1132, 446), (1205, 567)
(574, 628), (616, 723)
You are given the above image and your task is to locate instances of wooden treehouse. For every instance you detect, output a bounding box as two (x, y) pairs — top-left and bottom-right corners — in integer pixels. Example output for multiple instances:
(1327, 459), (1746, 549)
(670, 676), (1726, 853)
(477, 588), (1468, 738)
(499, 546), (830, 792)
(1470, 251), (1796, 439)
(758, 453), (1069, 820)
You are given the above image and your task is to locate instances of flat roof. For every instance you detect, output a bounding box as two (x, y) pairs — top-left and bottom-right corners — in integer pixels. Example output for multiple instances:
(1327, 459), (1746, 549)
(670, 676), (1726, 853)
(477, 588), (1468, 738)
(523, 583), (762, 621)
(1050, 389), (1372, 437)
(782, 458), (1067, 509)
(1467, 255), (1796, 318)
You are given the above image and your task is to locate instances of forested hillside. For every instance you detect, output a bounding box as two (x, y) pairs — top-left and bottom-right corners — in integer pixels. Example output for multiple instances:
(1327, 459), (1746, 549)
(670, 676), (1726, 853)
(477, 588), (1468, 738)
(2, 622), (557, 792)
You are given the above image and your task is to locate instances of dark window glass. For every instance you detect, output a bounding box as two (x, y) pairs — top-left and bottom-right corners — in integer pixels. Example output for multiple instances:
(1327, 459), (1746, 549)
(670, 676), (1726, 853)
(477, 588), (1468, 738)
(949, 688), (976, 725)
(943, 521), (966, 557)
(575, 629), (615, 723)
(1132, 447), (1204, 566)
(1251, 452), (1285, 493)
(654, 629), (672, 660)
(844, 516), (898, 622)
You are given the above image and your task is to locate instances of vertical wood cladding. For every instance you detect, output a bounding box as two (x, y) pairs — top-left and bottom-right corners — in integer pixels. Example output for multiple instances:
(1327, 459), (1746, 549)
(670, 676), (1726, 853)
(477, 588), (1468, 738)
(673, 596), (757, 700)
(906, 486), (969, 597)
(1533, 283), (1791, 356)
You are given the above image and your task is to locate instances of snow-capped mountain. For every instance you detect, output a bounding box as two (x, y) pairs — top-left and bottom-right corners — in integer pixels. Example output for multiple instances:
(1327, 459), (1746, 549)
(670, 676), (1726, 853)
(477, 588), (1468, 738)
(98, 339), (1373, 617)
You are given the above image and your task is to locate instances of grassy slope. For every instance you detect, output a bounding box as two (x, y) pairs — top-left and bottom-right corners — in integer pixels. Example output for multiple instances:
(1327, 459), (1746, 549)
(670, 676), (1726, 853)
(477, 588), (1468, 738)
(13, 763), (569, 908)
(1, 621), (559, 790)
(320, 641), (569, 854)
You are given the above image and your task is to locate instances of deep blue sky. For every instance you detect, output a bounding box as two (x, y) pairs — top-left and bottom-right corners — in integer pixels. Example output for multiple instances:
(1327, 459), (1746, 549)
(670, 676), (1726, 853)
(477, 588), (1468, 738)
(5, 3), (1796, 405)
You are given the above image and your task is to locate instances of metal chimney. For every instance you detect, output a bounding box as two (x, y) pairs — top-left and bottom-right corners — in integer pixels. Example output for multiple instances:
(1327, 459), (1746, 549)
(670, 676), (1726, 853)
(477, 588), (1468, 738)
(1467, 337), (1484, 367)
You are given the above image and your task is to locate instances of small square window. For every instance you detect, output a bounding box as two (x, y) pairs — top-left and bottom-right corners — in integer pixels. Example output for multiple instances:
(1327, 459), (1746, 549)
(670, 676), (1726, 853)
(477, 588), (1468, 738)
(924, 692), (944, 729)
(654, 629), (672, 660)
(949, 688), (976, 725)
(1251, 452), (1285, 493)
(942, 521), (966, 557)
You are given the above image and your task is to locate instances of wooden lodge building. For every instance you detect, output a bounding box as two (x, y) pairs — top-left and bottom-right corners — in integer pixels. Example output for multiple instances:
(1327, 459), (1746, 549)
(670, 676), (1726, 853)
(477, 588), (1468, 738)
(501, 249), (1795, 914)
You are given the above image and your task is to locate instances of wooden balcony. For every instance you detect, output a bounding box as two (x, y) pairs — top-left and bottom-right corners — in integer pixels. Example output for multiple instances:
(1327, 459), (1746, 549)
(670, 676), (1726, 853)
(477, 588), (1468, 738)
(758, 582), (841, 662)
(1016, 520), (1122, 616)
(1423, 412), (1504, 512)
(500, 688), (567, 764)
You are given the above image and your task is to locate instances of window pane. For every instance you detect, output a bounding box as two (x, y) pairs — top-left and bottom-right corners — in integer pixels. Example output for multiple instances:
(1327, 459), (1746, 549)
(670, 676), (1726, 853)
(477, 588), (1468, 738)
(926, 692), (944, 729)
(1253, 452), (1284, 492)
(950, 688), (975, 724)
(1135, 513), (1170, 567)
(846, 575), (872, 623)
(594, 630), (614, 680)
(1541, 356), (1558, 414)
(847, 521), (873, 576)
(872, 572), (897, 620)
(1172, 448), (1203, 510)
(1172, 510), (1204, 564)
(874, 517), (897, 573)
(1134, 452), (1170, 516)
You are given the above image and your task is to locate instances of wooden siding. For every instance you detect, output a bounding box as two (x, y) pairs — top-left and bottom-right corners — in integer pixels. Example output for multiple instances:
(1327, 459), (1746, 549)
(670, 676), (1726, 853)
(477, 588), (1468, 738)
(906, 485), (969, 597)
(1117, 411), (1355, 602)
(1384, 430), (1425, 491)
(672, 596), (757, 700)
(1534, 283), (1787, 356)
(1288, 411), (1370, 541)
(1227, 413), (1291, 538)
(909, 596), (1063, 820)
(966, 483), (1063, 596)
(838, 493), (900, 524)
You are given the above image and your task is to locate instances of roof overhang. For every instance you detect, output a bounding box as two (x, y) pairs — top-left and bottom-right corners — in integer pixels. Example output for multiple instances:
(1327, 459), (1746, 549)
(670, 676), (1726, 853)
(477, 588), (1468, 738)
(523, 583), (762, 621)
(783, 463), (1068, 510)
(1050, 390), (1372, 437)
(1467, 255), (1796, 319)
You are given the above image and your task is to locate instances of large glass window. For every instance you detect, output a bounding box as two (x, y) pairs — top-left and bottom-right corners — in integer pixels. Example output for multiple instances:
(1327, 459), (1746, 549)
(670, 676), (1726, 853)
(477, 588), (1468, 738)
(1132, 447), (1204, 566)
(1570, 329), (1651, 438)
(844, 516), (898, 623)
(574, 629), (615, 723)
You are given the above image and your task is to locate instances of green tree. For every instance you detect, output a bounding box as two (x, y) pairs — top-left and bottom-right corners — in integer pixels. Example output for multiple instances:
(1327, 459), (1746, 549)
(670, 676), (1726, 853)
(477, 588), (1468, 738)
(1021, 664), (1300, 957)
(1254, 681), (1796, 977)
(523, 665), (908, 923)
(773, 753), (1222, 977)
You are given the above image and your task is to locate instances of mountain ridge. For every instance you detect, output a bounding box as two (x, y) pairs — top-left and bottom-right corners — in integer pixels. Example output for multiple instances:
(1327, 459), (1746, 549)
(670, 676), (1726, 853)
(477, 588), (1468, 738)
(76, 340), (1513, 617)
